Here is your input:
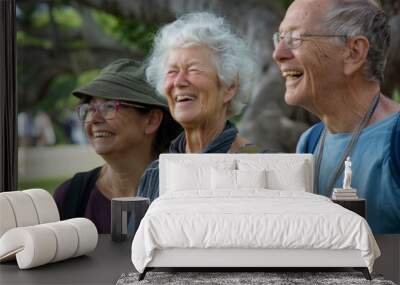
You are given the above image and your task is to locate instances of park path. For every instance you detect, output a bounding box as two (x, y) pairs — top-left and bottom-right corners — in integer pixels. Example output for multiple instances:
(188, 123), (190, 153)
(18, 145), (105, 180)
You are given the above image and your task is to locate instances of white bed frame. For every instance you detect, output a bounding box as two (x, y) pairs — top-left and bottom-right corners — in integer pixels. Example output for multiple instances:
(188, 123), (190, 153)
(139, 154), (371, 280)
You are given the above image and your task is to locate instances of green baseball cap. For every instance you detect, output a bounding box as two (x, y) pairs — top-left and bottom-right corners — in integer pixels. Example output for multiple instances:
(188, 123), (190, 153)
(72, 58), (169, 110)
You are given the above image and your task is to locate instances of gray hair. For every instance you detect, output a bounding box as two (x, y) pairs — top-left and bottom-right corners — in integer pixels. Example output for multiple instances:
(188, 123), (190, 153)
(323, 0), (391, 83)
(146, 12), (257, 118)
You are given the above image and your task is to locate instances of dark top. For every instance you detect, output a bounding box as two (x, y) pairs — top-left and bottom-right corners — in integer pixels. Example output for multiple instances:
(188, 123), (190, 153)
(137, 121), (265, 202)
(54, 177), (111, 234)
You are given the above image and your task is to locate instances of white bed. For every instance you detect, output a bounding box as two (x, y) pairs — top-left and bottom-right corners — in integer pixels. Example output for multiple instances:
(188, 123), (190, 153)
(131, 154), (380, 280)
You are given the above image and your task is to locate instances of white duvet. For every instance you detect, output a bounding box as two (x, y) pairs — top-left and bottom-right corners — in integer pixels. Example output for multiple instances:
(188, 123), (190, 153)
(131, 190), (380, 273)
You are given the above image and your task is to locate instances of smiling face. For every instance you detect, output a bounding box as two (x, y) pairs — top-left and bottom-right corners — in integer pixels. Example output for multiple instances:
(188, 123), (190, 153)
(163, 45), (234, 129)
(272, 0), (346, 112)
(84, 98), (149, 157)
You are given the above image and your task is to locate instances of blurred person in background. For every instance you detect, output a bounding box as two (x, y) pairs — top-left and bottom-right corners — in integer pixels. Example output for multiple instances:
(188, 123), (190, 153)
(34, 111), (56, 146)
(18, 111), (36, 146)
(62, 109), (88, 144)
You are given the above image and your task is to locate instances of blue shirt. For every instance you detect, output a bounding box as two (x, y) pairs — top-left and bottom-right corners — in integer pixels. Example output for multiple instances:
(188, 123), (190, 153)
(297, 112), (400, 234)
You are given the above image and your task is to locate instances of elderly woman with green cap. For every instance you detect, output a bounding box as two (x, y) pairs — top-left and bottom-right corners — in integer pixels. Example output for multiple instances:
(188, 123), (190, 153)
(53, 59), (180, 233)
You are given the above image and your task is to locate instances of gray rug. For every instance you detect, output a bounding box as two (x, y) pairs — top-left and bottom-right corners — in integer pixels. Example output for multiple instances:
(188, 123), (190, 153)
(117, 271), (396, 285)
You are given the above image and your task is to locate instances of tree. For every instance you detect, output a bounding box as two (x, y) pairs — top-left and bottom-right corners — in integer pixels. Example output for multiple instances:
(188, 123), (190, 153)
(74, 0), (400, 151)
(17, 1), (145, 108)
(18, 0), (400, 151)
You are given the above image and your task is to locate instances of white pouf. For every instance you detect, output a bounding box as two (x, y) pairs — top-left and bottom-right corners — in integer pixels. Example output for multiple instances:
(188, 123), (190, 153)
(0, 219), (98, 269)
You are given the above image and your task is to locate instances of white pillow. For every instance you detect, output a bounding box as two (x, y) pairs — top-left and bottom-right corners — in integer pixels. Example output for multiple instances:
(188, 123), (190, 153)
(166, 160), (235, 192)
(211, 168), (236, 190)
(266, 163), (307, 191)
(267, 165), (308, 192)
(167, 162), (209, 191)
(211, 169), (267, 190)
(237, 169), (267, 189)
(238, 158), (309, 191)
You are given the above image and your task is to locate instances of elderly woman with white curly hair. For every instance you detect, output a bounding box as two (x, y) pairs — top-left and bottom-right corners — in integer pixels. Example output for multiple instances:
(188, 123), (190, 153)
(137, 12), (265, 201)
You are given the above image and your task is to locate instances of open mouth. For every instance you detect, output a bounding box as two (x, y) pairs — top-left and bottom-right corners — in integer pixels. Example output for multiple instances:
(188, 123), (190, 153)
(282, 70), (303, 80)
(175, 94), (196, 103)
(93, 131), (114, 138)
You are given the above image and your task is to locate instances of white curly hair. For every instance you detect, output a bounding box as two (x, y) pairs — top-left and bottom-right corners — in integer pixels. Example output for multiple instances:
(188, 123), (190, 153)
(145, 12), (258, 118)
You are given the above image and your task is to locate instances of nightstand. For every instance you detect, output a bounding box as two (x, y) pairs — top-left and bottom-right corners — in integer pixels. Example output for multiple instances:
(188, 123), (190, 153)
(332, 198), (366, 218)
(111, 197), (149, 242)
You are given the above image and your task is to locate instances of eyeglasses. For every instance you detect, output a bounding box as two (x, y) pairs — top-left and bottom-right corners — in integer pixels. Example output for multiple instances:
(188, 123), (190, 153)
(273, 31), (347, 49)
(76, 100), (149, 122)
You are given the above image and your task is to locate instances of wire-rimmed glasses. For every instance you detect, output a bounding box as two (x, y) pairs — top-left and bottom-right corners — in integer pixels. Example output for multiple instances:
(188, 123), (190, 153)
(273, 31), (347, 49)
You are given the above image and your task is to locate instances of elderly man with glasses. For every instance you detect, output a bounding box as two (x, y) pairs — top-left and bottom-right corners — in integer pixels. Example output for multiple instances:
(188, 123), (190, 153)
(273, 0), (400, 234)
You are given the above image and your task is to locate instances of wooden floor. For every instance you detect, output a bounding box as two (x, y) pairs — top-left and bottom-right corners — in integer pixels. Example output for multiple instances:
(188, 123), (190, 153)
(373, 235), (400, 284)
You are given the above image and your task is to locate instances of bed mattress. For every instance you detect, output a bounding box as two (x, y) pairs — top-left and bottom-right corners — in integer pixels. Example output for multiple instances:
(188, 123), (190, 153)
(131, 190), (380, 273)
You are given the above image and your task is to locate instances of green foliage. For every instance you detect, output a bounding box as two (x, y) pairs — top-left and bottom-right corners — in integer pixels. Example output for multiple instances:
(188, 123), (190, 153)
(30, 6), (49, 28)
(32, 5), (82, 29)
(393, 89), (400, 103)
(281, 0), (295, 9)
(39, 74), (78, 111)
(17, 30), (52, 48)
(18, 177), (68, 195)
(230, 109), (245, 127)
(53, 6), (82, 29)
(77, 69), (101, 87)
(91, 9), (118, 32)
(37, 69), (102, 144)
(34, 74), (78, 144)
(18, 3), (83, 49)
(91, 9), (157, 52)
(64, 69), (100, 109)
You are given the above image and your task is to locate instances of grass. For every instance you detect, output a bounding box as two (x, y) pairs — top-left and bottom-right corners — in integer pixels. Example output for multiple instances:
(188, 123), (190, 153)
(18, 177), (68, 195)
(393, 88), (400, 103)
